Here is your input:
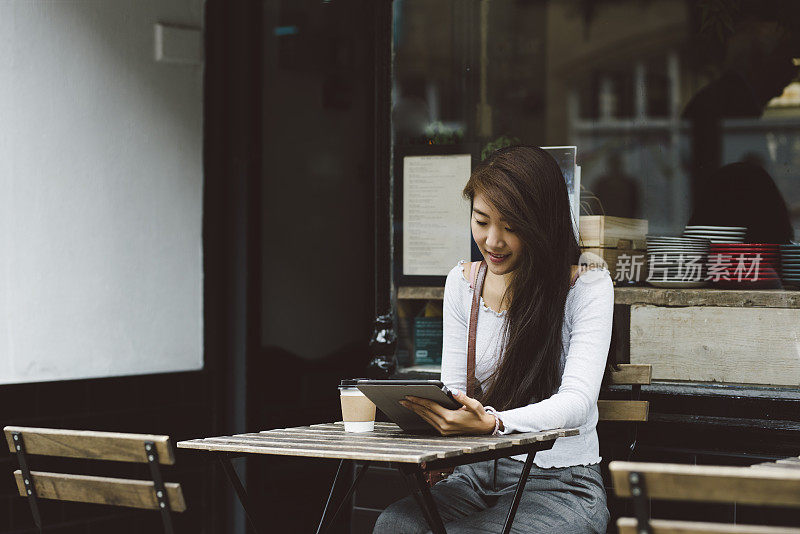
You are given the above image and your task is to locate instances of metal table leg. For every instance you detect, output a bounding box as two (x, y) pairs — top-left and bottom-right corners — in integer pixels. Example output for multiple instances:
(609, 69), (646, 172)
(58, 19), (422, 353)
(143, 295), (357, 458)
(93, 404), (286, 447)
(397, 464), (447, 534)
(316, 460), (371, 534)
(390, 441), (556, 534)
(399, 468), (437, 530)
(218, 456), (263, 534)
(501, 452), (535, 534)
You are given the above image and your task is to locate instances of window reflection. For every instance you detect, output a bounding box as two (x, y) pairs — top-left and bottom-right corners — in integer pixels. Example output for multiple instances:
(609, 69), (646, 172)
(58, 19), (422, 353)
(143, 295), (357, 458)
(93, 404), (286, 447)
(392, 0), (800, 241)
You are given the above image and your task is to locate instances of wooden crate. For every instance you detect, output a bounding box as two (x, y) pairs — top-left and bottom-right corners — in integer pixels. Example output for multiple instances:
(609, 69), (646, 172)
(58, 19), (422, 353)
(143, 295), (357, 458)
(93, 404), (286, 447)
(580, 247), (647, 283)
(630, 304), (800, 386)
(579, 216), (648, 249)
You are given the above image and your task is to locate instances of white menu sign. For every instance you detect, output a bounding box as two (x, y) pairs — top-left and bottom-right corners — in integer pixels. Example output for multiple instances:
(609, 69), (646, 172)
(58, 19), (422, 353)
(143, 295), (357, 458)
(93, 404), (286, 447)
(403, 155), (472, 276)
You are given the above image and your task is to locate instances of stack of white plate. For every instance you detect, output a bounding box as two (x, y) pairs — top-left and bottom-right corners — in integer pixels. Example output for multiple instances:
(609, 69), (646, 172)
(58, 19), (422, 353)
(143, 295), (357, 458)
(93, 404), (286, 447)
(646, 235), (711, 288)
(781, 244), (800, 288)
(683, 225), (747, 243)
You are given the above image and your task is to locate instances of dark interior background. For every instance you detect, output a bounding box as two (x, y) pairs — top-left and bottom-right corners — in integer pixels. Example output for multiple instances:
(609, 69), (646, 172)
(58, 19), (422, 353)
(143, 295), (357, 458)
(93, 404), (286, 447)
(1, 1), (379, 533)
(249, 1), (378, 533)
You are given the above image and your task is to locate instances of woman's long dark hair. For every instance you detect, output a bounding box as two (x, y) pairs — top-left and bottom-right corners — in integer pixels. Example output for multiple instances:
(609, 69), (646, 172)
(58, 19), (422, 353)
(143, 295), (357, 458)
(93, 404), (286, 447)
(463, 145), (612, 411)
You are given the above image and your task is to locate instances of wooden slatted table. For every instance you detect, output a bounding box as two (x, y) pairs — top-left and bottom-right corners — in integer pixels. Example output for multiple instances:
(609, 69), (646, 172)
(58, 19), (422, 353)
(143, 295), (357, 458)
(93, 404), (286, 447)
(178, 422), (578, 534)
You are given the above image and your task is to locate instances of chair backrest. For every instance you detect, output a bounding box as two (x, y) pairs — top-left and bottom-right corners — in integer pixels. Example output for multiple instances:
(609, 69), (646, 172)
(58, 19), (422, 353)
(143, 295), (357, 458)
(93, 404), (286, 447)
(610, 460), (800, 534)
(11, 471), (187, 512)
(5, 426), (185, 534)
(5, 426), (176, 464)
(598, 364), (651, 422)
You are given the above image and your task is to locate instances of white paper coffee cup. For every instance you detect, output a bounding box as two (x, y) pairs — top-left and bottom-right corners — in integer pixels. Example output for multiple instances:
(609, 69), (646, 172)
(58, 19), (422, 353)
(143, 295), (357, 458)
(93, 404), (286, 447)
(339, 383), (376, 433)
(343, 420), (374, 432)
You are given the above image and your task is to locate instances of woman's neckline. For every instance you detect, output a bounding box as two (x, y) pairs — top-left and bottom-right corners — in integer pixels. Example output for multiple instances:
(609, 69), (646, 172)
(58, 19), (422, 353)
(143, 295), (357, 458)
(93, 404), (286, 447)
(458, 260), (582, 287)
(457, 260), (586, 317)
(458, 260), (508, 317)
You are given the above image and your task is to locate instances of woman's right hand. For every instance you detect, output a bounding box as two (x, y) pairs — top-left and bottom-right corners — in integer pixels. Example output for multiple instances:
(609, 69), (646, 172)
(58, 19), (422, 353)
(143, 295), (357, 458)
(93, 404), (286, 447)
(399, 390), (498, 435)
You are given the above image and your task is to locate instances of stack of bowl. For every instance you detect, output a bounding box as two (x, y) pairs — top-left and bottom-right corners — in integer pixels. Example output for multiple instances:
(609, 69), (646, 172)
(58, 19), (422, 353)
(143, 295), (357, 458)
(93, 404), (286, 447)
(707, 243), (782, 288)
(781, 243), (800, 288)
(645, 236), (711, 288)
(683, 225), (747, 243)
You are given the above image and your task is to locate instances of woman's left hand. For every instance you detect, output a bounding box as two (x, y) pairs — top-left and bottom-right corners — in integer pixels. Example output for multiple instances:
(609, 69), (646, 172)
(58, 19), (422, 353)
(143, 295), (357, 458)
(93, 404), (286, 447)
(399, 390), (496, 436)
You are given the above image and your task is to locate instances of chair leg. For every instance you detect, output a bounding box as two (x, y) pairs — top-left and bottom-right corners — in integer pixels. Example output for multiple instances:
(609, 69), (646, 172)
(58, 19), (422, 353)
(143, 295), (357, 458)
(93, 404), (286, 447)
(145, 442), (174, 534)
(12, 432), (43, 534)
(629, 471), (652, 534)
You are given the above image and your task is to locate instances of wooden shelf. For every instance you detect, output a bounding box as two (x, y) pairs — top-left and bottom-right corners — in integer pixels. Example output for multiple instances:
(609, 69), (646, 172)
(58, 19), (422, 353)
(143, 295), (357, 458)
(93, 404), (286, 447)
(397, 286), (444, 300)
(397, 286), (800, 308)
(614, 287), (800, 308)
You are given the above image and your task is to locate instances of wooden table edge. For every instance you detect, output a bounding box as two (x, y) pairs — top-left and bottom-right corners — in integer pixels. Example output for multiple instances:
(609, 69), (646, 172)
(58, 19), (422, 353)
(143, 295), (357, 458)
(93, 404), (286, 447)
(176, 427), (578, 447)
(175, 427), (578, 465)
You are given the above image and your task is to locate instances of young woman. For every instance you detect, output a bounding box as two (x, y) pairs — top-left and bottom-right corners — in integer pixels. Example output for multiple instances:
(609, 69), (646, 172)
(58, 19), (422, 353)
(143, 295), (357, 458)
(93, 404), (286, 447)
(373, 145), (613, 534)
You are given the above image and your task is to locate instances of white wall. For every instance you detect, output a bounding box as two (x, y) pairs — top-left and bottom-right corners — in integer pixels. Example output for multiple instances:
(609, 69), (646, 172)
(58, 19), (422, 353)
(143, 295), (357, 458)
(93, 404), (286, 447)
(0, 0), (204, 384)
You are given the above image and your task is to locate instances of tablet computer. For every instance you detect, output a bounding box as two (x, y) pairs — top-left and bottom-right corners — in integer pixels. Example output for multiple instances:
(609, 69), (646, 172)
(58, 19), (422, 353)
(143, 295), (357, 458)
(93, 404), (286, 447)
(356, 379), (462, 432)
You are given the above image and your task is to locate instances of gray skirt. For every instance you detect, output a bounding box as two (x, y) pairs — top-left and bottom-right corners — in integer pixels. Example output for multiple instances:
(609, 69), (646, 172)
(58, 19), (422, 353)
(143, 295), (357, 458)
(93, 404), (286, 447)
(373, 459), (609, 534)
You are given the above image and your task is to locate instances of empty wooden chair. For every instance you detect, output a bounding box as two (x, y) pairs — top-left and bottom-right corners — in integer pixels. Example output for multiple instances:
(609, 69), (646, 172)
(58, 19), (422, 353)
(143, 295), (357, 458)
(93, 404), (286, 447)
(598, 363), (652, 423)
(598, 363), (651, 459)
(610, 460), (800, 534)
(4, 426), (186, 534)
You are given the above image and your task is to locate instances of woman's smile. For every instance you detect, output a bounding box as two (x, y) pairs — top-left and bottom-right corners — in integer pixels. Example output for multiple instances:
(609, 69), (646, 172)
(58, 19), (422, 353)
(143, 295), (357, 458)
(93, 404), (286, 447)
(487, 251), (510, 264)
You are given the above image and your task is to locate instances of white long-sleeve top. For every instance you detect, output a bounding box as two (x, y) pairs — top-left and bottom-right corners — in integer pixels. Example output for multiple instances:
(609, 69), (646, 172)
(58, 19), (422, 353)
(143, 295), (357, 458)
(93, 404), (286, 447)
(440, 259), (614, 467)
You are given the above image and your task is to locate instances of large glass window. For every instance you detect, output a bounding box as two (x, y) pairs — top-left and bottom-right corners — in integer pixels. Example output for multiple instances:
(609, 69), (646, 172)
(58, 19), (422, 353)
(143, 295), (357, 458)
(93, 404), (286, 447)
(392, 0), (800, 237)
(391, 0), (800, 384)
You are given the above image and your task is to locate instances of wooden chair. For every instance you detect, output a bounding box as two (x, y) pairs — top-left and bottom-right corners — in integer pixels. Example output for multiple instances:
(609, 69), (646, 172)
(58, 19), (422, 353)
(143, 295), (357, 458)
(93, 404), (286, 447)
(599, 363), (652, 422)
(598, 364), (652, 457)
(4, 426), (186, 534)
(609, 460), (800, 534)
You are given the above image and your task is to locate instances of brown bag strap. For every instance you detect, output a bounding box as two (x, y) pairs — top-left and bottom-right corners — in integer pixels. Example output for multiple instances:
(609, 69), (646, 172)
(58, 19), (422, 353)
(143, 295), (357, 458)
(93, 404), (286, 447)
(467, 260), (487, 398)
